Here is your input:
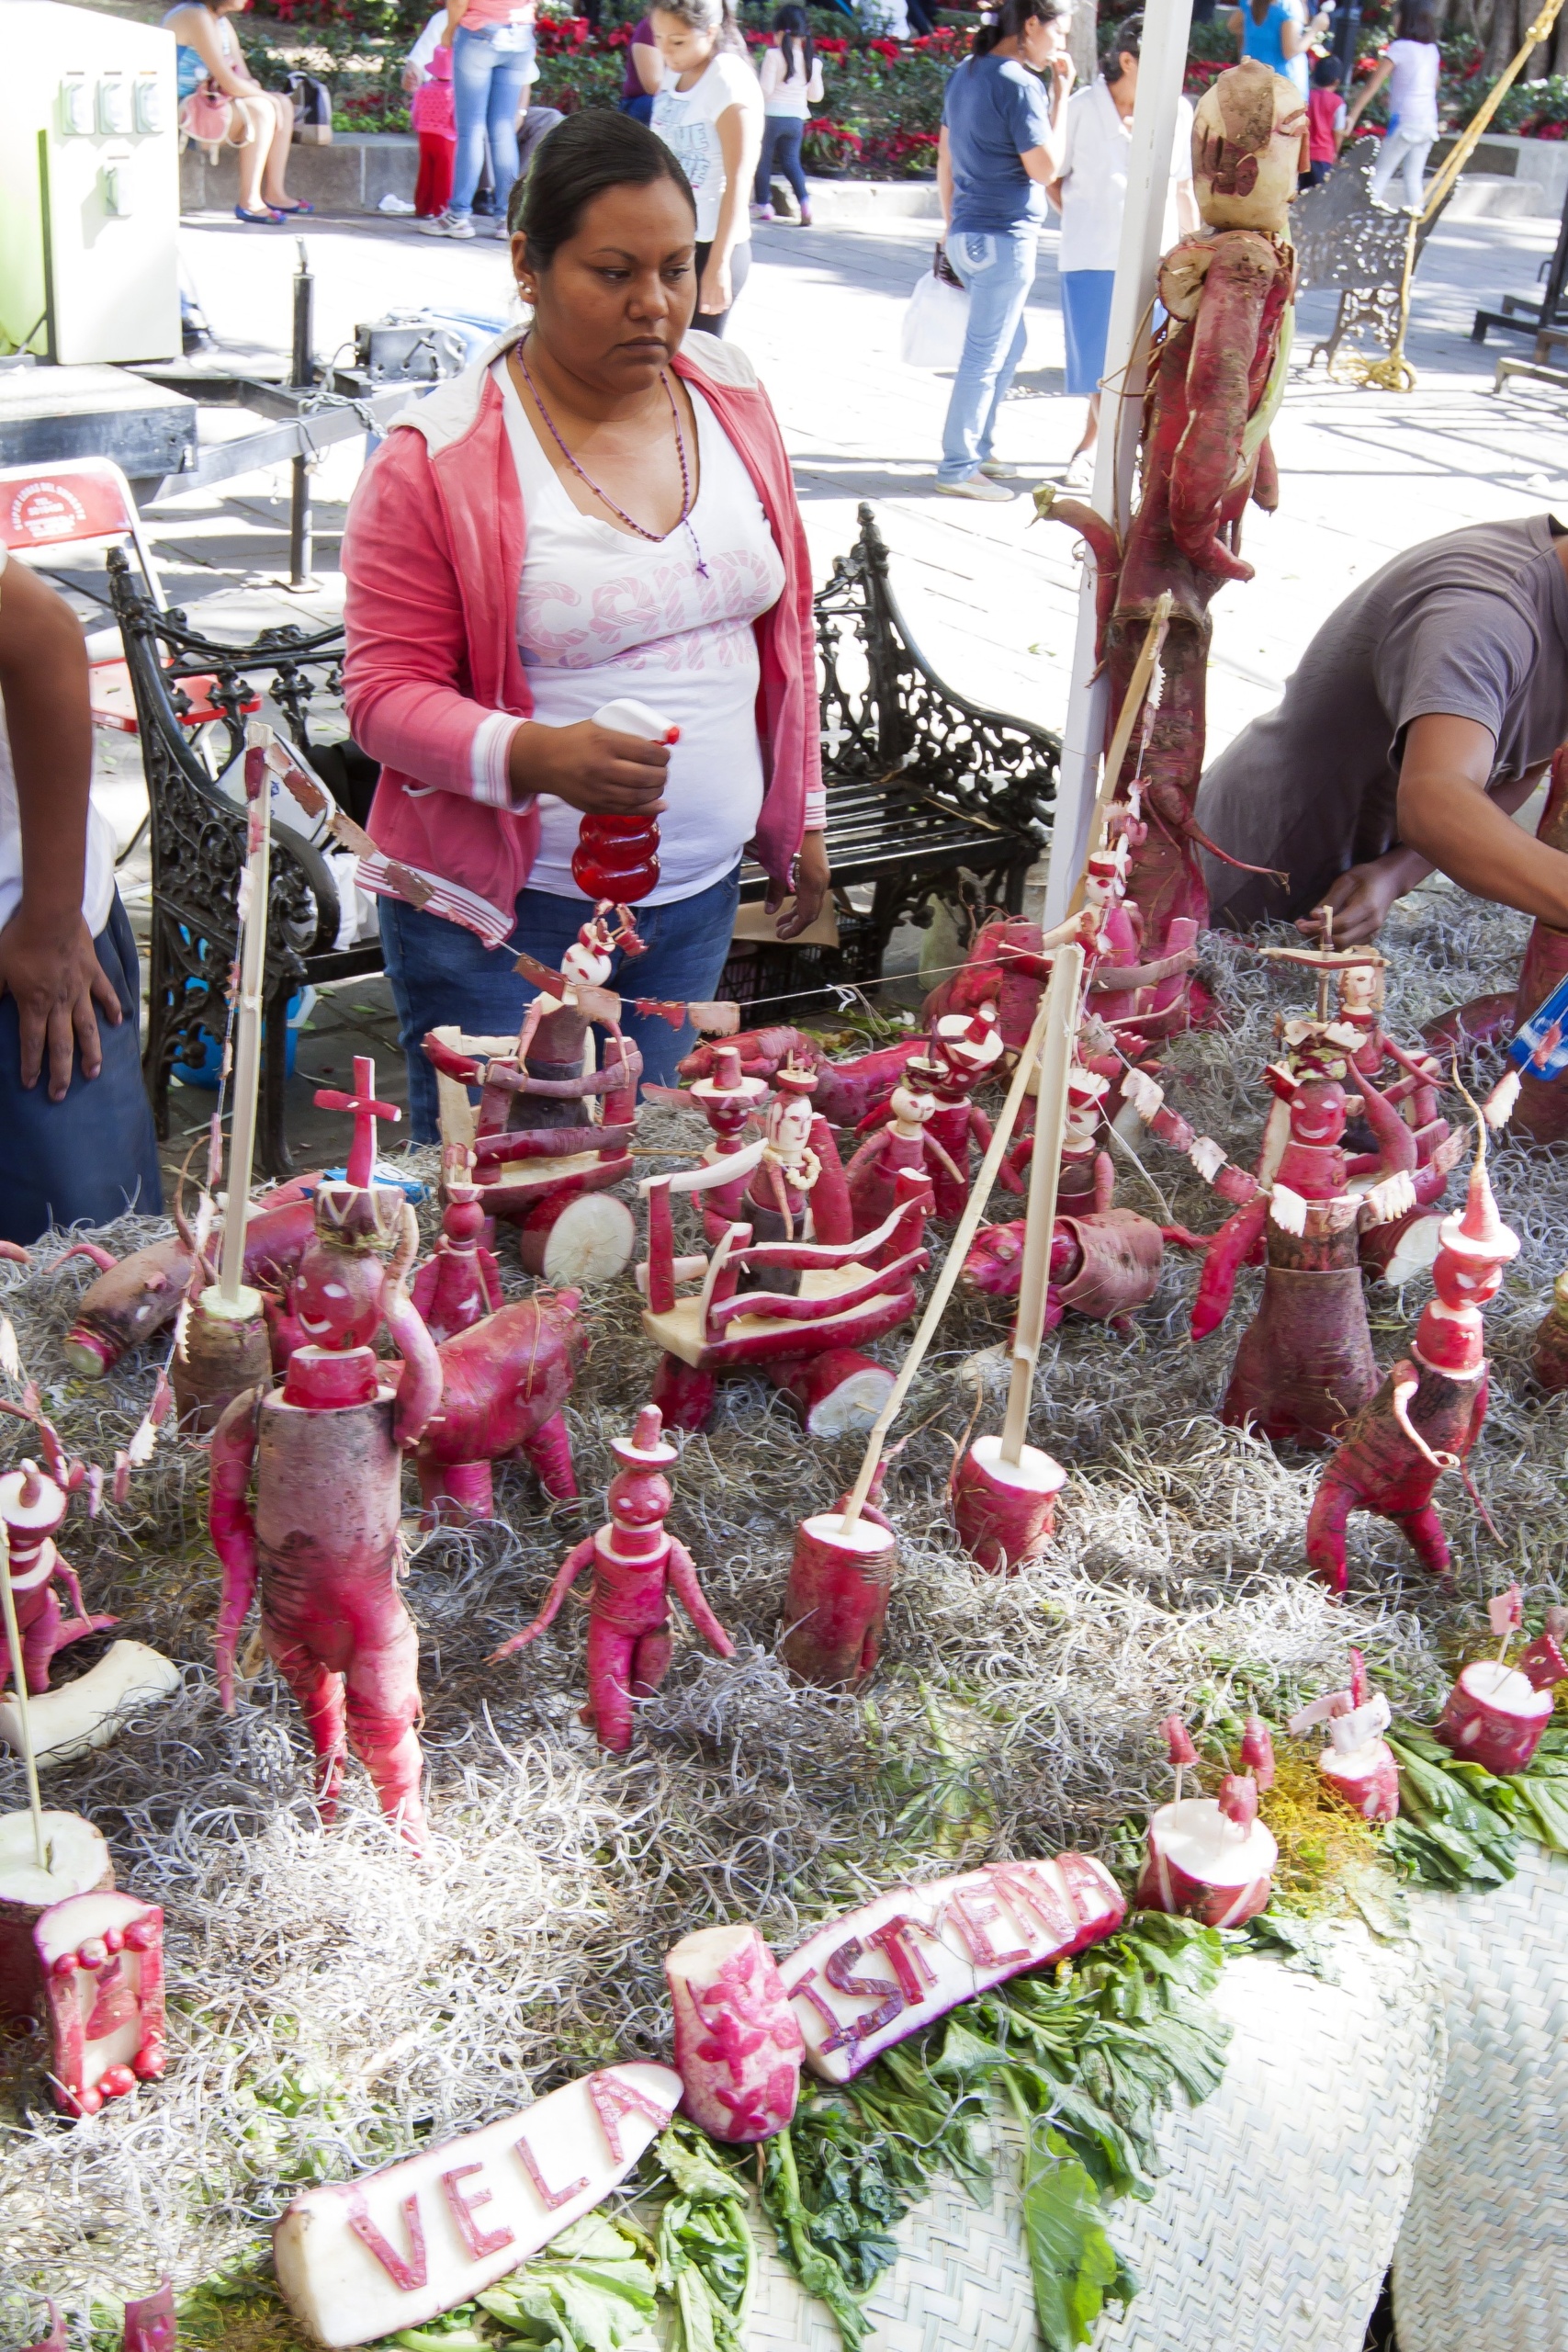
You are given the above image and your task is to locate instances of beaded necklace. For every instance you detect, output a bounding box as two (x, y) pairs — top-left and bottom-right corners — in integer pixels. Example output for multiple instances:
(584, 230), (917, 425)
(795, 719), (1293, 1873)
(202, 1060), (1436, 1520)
(513, 342), (709, 578)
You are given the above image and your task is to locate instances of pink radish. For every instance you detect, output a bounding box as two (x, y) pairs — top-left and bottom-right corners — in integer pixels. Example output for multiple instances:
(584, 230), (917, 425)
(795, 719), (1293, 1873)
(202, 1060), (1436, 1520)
(517, 1191), (636, 1286)
(1438, 1660), (1555, 1777)
(0, 1809), (112, 2023)
(779, 1501), (897, 1690)
(1136, 1793), (1278, 1928)
(33, 1887), (166, 2116)
(666, 1923), (804, 2143)
(773, 1348), (895, 1439)
(1292, 1665), (1400, 1822)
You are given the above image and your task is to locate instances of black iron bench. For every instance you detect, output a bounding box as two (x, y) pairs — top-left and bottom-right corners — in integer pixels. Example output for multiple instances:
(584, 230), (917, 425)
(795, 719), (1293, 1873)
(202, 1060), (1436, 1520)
(110, 503), (1056, 1175)
(1292, 146), (1453, 372)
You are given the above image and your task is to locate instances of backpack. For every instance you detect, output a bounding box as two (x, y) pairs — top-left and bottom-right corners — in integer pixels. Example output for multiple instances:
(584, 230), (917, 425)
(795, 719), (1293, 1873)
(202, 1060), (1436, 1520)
(285, 71), (333, 145)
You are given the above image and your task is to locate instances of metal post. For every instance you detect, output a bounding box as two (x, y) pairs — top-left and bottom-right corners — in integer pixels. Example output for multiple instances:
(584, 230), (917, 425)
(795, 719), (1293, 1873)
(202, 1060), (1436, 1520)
(288, 238), (315, 591)
(1041, 0), (1195, 926)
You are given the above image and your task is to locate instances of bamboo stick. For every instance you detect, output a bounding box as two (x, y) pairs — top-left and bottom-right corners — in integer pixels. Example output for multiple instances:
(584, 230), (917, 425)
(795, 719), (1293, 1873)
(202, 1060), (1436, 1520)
(998, 944), (1084, 1465)
(217, 724), (274, 1307)
(0, 1521), (47, 1871)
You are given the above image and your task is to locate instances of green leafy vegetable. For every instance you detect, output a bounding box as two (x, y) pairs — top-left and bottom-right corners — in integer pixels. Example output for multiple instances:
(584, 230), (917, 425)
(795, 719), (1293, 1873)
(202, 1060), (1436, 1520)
(1013, 2120), (1136, 2351)
(654, 2121), (754, 2352)
(478, 2216), (659, 2352)
(1386, 1731), (1521, 1889)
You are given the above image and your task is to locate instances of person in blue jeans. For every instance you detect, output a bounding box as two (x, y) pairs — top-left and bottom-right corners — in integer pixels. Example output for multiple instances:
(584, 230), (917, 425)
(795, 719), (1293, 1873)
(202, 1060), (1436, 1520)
(935, 0), (1074, 502)
(0, 553), (161, 1243)
(420, 0), (537, 242)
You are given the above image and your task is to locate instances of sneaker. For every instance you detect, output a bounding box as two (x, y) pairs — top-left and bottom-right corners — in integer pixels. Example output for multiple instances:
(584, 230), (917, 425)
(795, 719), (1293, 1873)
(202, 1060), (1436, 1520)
(936, 471), (1016, 502)
(491, 215), (513, 238)
(751, 201), (774, 220)
(1063, 450), (1095, 490)
(419, 210), (476, 239)
(978, 459), (1021, 480)
(798, 206), (813, 225)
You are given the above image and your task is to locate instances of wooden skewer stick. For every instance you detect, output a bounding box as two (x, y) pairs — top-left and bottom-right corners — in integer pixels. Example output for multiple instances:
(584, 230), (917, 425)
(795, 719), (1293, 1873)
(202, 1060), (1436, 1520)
(217, 723), (275, 1309)
(838, 983), (1059, 1536)
(998, 944), (1084, 1466)
(1067, 593), (1173, 919)
(0, 1520), (48, 1871)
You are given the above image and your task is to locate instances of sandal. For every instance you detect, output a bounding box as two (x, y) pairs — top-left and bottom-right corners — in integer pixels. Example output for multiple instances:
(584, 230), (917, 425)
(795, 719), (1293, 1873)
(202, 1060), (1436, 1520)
(234, 203), (283, 223)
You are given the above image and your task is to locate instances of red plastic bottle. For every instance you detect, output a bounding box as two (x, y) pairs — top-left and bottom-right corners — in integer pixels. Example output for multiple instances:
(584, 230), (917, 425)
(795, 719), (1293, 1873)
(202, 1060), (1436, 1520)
(573, 698), (680, 906)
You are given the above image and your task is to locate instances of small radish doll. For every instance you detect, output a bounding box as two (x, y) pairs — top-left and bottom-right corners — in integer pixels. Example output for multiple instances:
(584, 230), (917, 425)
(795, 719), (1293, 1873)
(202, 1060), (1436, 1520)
(1137, 1713), (1279, 1928)
(489, 1405), (734, 1753)
(1438, 1588), (1568, 1777)
(1289, 1650), (1399, 1822)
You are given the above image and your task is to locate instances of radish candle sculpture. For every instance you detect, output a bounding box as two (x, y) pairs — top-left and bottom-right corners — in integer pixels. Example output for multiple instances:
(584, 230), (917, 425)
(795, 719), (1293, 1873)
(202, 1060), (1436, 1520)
(1289, 1652), (1400, 1821)
(1305, 1111), (1518, 1591)
(1137, 1713), (1279, 1928)
(1437, 1589), (1568, 1776)
(666, 1922), (804, 2143)
(489, 1405), (734, 1753)
(210, 1060), (442, 1849)
(33, 1885), (166, 2116)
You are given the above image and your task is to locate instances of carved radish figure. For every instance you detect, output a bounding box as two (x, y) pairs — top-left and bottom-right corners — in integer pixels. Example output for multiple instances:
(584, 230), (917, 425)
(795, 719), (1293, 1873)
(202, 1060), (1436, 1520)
(0, 1460), (115, 1693)
(1041, 60), (1303, 997)
(490, 1405), (733, 1752)
(1289, 1652), (1399, 1821)
(1305, 1113), (1517, 1591)
(413, 1288), (582, 1527)
(1136, 1713), (1279, 1928)
(1438, 1590), (1568, 1776)
(210, 1062), (442, 1849)
(411, 1150), (502, 1342)
(666, 1922), (804, 2143)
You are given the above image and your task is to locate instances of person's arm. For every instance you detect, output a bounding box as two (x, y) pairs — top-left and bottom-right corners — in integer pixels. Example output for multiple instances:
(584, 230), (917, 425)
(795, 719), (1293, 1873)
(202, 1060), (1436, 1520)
(1177, 176), (1201, 233)
(1331, 96), (1347, 153)
(634, 34), (662, 92)
(1345, 56), (1391, 130)
(807, 58), (824, 102)
(1295, 723), (1559, 945)
(1230, 6), (1247, 57)
(169, 6), (256, 100)
(938, 121), (953, 232)
(0, 562), (122, 1100)
(759, 47), (782, 103)
(698, 97), (762, 316)
(443, 0), (470, 41)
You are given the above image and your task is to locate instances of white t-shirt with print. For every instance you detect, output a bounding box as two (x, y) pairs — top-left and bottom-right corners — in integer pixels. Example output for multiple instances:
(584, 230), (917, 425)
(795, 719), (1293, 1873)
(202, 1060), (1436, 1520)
(1056, 80), (1194, 275)
(1385, 38), (1439, 140)
(495, 361), (785, 905)
(651, 51), (763, 243)
(0, 548), (116, 937)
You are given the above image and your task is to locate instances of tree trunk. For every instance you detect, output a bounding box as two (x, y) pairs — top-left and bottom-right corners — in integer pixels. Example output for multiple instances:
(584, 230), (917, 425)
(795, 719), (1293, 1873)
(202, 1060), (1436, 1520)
(1553, 6), (1568, 76)
(1070, 0), (1100, 98)
(1484, 0), (1520, 79)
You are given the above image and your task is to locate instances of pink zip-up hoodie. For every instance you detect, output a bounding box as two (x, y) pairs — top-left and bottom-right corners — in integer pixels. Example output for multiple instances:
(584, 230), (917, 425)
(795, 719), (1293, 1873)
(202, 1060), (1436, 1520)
(341, 325), (823, 935)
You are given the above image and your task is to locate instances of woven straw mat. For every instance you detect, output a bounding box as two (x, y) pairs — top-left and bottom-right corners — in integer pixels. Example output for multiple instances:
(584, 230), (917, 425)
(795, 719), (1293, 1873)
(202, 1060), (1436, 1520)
(741, 1924), (1445, 2352)
(1393, 1842), (1568, 2352)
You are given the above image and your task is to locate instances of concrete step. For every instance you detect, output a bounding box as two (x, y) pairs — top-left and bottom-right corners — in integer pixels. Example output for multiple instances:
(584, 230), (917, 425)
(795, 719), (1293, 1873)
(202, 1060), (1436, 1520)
(1443, 172), (1551, 220)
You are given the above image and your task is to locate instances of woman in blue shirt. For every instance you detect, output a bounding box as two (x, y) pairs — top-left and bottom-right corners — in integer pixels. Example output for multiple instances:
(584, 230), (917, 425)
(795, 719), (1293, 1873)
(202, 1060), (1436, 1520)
(1228, 0), (1331, 98)
(936, 0), (1072, 501)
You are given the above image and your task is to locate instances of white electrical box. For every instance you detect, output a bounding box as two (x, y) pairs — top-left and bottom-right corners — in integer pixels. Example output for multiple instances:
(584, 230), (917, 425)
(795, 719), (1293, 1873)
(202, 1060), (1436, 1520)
(0, 5), (180, 366)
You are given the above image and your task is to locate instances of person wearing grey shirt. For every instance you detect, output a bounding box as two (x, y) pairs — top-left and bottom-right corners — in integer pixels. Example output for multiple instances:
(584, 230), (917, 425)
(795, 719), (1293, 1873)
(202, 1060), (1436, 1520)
(1194, 514), (1568, 945)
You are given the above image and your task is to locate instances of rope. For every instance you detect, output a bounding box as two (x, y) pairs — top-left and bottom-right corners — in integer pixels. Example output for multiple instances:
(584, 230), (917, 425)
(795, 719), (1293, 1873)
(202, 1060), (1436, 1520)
(1335, 0), (1567, 391)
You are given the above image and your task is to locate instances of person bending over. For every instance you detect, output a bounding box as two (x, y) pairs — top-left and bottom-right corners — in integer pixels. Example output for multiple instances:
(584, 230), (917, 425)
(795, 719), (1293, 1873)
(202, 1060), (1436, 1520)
(341, 109), (828, 1141)
(1194, 514), (1568, 945)
(0, 558), (161, 1243)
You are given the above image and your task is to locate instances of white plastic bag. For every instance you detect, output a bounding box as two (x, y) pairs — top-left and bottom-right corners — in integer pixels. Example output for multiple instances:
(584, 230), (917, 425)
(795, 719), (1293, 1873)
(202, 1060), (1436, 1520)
(900, 265), (969, 369)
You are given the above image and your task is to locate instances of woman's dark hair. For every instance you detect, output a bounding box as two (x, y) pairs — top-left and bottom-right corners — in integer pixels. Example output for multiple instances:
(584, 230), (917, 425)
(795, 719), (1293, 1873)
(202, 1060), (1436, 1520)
(1395, 0), (1438, 37)
(773, 4), (814, 84)
(973, 0), (1062, 59)
(649, 0), (748, 57)
(1102, 11), (1141, 82)
(1312, 49), (1342, 82)
(510, 109), (695, 250)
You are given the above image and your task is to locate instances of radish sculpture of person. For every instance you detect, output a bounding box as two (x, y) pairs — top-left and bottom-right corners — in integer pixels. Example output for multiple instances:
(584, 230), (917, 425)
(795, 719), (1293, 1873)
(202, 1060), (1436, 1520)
(843, 1075), (960, 1239)
(1136, 1713), (1279, 1928)
(739, 1057), (852, 1257)
(1305, 1111), (1518, 1591)
(411, 1148), (502, 1343)
(1289, 1651), (1399, 1821)
(1039, 60), (1305, 1004)
(0, 1460), (116, 1695)
(851, 1008), (1008, 1221)
(1437, 1588), (1568, 1777)
(489, 1405), (734, 1753)
(210, 1062), (443, 1850)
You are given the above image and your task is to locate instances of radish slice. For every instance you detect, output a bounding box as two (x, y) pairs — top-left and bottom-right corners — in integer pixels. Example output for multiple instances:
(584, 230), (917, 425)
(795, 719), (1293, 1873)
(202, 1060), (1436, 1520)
(519, 1193), (635, 1286)
(1136, 1796), (1278, 1929)
(1438, 1658), (1555, 1777)
(1319, 1736), (1400, 1822)
(0, 1642), (180, 1765)
(1381, 1211), (1443, 1289)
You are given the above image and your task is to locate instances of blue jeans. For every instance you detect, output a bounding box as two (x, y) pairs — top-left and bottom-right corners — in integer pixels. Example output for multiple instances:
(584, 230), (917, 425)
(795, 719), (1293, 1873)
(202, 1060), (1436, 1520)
(0, 891), (162, 1244)
(755, 118), (807, 209)
(938, 224), (1038, 484)
(449, 26), (536, 222)
(379, 865), (742, 1142)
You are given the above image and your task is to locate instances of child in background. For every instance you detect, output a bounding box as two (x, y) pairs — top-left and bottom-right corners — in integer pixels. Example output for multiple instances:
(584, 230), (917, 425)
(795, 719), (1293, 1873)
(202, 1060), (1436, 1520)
(752, 5), (824, 225)
(411, 42), (457, 219)
(1306, 52), (1345, 185)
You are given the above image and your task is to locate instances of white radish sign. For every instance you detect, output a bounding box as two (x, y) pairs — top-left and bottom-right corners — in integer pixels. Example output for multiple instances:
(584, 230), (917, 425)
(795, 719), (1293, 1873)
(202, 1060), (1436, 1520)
(274, 2062), (681, 2347)
(778, 1854), (1125, 2086)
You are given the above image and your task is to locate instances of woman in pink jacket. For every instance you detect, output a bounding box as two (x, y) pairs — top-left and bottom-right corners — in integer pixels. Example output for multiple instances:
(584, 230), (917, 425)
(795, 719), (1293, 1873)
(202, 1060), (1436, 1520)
(342, 108), (828, 1137)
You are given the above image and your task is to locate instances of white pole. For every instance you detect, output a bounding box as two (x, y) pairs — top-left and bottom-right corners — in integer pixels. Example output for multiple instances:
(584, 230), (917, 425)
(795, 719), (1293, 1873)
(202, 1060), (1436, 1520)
(218, 723), (274, 1308)
(1041, 0), (1196, 926)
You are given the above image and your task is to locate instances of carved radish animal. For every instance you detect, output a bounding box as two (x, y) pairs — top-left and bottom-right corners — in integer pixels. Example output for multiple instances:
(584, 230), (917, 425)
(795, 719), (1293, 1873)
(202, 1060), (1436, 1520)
(412, 1288), (582, 1527)
(963, 1207), (1205, 1334)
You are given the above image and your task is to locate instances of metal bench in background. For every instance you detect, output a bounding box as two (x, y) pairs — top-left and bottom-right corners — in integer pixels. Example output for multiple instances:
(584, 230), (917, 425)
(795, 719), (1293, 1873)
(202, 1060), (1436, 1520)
(1292, 148), (1453, 373)
(111, 503), (1057, 1173)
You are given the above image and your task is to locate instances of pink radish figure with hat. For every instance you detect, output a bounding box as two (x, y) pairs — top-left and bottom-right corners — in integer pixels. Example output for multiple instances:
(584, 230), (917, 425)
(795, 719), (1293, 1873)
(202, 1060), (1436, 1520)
(489, 1403), (734, 1751)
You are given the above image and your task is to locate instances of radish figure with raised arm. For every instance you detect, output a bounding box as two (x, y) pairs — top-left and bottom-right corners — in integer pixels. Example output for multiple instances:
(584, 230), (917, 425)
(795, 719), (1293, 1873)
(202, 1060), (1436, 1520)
(209, 1058), (443, 1849)
(489, 1403), (733, 1751)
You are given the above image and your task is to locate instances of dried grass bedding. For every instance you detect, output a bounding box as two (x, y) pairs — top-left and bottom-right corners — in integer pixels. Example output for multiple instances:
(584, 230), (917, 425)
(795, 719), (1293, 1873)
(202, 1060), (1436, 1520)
(0, 884), (1558, 2339)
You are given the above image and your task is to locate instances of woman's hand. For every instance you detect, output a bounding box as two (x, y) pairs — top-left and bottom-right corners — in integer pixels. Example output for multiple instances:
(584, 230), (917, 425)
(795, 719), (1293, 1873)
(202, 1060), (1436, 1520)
(1048, 51), (1076, 106)
(770, 831), (830, 941)
(697, 251), (733, 317)
(0, 906), (121, 1101)
(508, 719), (671, 815)
(400, 61), (422, 91)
